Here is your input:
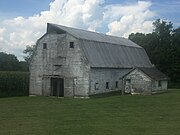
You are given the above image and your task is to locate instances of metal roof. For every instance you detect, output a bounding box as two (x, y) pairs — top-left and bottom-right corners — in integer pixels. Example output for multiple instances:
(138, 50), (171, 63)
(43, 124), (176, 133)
(139, 67), (168, 80)
(47, 23), (153, 68)
(80, 40), (152, 68)
(47, 23), (141, 48)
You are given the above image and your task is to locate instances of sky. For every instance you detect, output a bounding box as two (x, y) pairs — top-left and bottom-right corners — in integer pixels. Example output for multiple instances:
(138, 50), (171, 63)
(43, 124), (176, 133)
(0, 0), (180, 61)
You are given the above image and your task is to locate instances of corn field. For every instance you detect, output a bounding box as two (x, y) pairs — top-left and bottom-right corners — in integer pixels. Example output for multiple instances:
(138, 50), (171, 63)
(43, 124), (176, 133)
(0, 71), (29, 97)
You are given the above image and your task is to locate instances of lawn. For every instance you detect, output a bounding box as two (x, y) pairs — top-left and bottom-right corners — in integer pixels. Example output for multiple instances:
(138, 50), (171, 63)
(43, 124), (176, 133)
(0, 90), (180, 135)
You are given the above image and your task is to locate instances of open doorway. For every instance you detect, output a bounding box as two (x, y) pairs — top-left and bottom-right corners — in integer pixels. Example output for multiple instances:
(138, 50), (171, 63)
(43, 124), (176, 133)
(50, 78), (64, 97)
(124, 79), (131, 94)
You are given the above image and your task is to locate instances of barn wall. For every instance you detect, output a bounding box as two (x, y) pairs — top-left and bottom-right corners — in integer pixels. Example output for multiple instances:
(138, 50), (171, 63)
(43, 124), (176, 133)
(89, 68), (131, 95)
(161, 81), (168, 90)
(152, 80), (168, 92)
(124, 69), (152, 94)
(30, 33), (90, 97)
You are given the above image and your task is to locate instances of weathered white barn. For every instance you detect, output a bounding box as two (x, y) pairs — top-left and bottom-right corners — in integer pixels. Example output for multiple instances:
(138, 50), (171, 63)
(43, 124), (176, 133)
(29, 23), (168, 97)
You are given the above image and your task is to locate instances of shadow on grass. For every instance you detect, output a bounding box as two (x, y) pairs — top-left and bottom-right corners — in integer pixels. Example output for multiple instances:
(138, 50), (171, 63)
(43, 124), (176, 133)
(90, 89), (177, 98)
(89, 91), (123, 98)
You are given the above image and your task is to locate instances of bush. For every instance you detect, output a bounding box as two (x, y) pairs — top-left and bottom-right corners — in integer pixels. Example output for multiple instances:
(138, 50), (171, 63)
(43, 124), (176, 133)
(0, 71), (29, 97)
(168, 81), (180, 89)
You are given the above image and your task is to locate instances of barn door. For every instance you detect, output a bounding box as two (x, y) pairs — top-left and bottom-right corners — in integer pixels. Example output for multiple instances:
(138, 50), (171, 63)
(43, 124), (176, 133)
(50, 78), (64, 97)
(124, 79), (131, 94)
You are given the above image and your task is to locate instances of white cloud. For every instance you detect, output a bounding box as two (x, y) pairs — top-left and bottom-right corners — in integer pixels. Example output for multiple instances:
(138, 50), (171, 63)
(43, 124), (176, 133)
(0, 0), (155, 60)
(105, 1), (155, 37)
(0, 28), (6, 41)
(0, 27), (6, 35)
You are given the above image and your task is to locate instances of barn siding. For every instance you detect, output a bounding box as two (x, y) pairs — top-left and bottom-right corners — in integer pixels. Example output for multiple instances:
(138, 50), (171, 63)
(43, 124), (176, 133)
(152, 80), (168, 92)
(30, 33), (90, 97)
(161, 81), (168, 90)
(89, 68), (131, 95)
(124, 69), (152, 94)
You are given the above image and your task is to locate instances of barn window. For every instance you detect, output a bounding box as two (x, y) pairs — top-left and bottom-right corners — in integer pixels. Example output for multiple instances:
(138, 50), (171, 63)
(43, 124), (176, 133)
(69, 42), (74, 48)
(126, 79), (131, 83)
(158, 81), (162, 87)
(95, 83), (99, 90)
(115, 81), (118, 88)
(106, 82), (109, 89)
(43, 43), (47, 49)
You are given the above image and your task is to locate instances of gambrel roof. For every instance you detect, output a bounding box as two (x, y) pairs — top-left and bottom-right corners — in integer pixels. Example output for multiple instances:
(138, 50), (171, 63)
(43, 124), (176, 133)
(47, 23), (140, 48)
(47, 23), (153, 68)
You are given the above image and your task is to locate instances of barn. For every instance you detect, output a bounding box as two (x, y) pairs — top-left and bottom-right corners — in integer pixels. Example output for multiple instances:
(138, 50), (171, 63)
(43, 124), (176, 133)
(29, 23), (168, 97)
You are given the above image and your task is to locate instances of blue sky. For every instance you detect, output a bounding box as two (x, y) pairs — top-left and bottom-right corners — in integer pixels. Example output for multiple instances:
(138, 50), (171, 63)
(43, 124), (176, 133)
(0, 0), (179, 60)
(0, 0), (179, 25)
(0, 0), (51, 19)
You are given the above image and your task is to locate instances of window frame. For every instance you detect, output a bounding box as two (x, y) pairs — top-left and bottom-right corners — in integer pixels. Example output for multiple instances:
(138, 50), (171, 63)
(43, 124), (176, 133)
(106, 82), (109, 89)
(95, 83), (99, 90)
(43, 43), (47, 49)
(158, 80), (162, 87)
(69, 42), (74, 48)
(115, 81), (118, 88)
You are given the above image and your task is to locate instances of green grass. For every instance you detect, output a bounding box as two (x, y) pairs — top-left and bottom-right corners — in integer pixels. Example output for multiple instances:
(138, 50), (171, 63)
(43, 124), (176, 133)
(0, 89), (180, 135)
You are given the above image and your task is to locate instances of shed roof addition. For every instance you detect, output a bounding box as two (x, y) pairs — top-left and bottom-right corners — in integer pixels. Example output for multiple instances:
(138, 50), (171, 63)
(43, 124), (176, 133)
(139, 67), (168, 80)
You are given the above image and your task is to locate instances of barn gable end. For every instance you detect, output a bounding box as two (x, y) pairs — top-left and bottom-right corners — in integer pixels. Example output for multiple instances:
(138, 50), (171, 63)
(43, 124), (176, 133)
(30, 32), (90, 97)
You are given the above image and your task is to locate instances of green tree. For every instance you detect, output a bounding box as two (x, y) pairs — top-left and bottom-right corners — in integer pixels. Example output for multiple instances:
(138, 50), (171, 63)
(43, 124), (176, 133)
(170, 27), (180, 82)
(23, 45), (35, 64)
(129, 19), (180, 88)
(0, 52), (20, 71)
(19, 61), (29, 71)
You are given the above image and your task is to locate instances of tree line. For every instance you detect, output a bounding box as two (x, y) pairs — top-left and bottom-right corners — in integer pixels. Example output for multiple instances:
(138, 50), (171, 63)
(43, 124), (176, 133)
(0, 44), (35, 71)
(0, 52), (28, 71)
(129, 19), (180, 87)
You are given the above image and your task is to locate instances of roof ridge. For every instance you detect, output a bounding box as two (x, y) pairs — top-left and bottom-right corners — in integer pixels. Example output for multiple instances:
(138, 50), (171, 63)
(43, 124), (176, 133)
(49, 23), (127, 39)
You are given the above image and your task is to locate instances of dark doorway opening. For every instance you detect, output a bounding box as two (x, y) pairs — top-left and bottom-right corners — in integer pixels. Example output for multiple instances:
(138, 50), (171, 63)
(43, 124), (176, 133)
(50, 78), (64, 97)
(124, 79), (131, 94)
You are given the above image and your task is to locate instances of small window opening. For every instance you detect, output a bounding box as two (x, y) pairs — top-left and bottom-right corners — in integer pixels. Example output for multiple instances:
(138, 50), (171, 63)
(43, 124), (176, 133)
(106, 82), (109, 89)
(43, 43), (47, 49)
(158, 81), (162, 87)
(125, 79), (131, 85)
(95, 83), (99, 90)
(70, 42), (74, 48)
(116, 81), (118, 88)
(126, 79), (131, 83)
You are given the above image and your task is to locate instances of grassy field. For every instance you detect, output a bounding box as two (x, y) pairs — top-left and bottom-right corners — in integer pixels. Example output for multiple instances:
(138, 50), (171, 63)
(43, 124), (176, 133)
(0, 90), (180, 135)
